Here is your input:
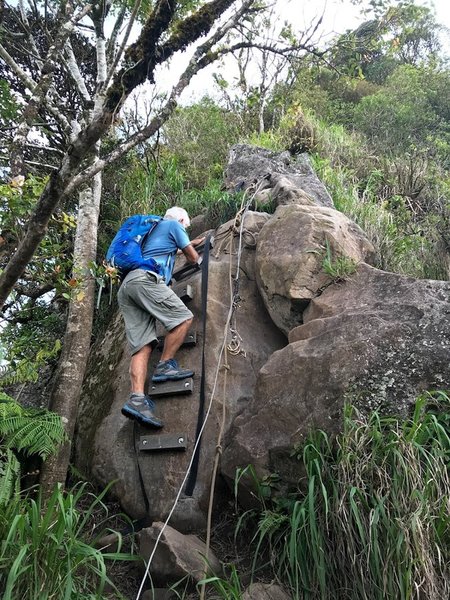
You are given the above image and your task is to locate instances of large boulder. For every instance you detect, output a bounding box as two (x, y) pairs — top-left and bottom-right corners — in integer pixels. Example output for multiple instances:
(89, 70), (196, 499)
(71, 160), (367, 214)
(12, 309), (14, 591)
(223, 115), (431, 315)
(75, 211), (286, 528)
(139, 522), (221, 585)
(75, 144), (449, 544)
(224, 144), (333, 208)
(222, 264), (450, 485)
(256, 204), (376, 335)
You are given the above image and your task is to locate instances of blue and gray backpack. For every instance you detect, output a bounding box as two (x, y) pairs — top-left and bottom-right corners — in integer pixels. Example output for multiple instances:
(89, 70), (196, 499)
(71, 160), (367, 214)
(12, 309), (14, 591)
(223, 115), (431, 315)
(106, 214), (163, 279)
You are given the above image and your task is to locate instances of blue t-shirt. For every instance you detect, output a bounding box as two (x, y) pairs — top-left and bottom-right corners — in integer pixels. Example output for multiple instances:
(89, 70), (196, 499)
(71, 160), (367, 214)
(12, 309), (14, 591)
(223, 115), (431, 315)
(142, 219), (190, 283)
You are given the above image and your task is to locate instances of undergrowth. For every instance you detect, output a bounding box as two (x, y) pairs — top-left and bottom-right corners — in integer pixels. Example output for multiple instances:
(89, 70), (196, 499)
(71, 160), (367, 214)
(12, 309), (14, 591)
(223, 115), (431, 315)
(0, 482), (137, 599)
(311, 153), (447, 279)
(207, 391), (450, 600)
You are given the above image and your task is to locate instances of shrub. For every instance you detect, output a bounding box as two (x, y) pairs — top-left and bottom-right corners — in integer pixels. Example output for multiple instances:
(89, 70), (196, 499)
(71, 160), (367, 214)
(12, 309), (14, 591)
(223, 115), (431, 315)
(232, 392), (450, 600)
(162, 98), (244, 188)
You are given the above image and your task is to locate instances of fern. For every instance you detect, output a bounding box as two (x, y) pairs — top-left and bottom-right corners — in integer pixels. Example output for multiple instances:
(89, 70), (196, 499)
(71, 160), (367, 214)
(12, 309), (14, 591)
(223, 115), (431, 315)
(1, 412), (65, 458)
(0, 447), (21, 506)
(0, 393), (66, 458)
(0, 392), (22, 416)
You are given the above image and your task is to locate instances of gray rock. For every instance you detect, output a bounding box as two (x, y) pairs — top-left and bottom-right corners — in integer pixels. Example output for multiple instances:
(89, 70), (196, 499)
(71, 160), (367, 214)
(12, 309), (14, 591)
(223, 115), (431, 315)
(256, 204), (376, 335)
(222, 264), (450, 486)
(242, 582), (292, 600)
(224, 144), (333, 208)
(75, 144), (449, 544)
(139, 522), (221, 585)
(75, 212), (286, 525)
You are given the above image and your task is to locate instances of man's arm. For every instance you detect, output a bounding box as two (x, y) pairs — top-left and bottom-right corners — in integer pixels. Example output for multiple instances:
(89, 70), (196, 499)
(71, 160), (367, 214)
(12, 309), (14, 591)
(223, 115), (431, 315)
(182, 244), (200, 265)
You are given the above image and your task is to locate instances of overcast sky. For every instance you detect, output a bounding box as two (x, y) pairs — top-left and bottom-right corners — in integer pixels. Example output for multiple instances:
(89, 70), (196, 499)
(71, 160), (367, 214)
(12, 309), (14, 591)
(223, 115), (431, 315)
(280, 0), (449, 37)
(172, 0), (450, 103)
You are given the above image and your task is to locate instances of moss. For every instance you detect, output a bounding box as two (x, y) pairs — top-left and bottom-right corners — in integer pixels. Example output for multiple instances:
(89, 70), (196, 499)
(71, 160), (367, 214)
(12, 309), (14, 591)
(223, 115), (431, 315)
(105, 0), (177, 111)
(162, 0), (233, 57)
(105, 0), (234, 113)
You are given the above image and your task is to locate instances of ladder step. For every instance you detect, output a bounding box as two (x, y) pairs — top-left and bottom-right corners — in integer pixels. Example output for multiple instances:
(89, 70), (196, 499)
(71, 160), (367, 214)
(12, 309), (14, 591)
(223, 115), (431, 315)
(139, 433), (187, 452)
(149, 377), (194, 398)
(172, 262), (201, 282)
(156, 329), (196, 350)
(173, 282), (194, 302)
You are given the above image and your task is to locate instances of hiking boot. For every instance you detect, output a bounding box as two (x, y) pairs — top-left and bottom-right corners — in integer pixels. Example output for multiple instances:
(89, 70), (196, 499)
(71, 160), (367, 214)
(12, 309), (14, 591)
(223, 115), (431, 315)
(152, 359), (194, 383)
(121, 394), (163, 428)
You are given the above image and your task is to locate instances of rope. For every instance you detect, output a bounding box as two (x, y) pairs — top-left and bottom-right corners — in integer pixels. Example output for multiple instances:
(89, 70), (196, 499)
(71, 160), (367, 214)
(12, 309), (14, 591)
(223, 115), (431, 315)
(135, 180), (266, 600)
(199, 185), (265, 599)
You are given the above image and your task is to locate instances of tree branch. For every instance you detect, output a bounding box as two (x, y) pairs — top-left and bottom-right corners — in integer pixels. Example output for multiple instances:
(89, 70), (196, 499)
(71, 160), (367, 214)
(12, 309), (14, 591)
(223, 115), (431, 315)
(66, 0), (257, 192)
(14, 282), (54, 300)
(106, 6), (126, 63)
(0, 0), (247, 309)
(156, 0), (240, 65)
(104, 0), (178, 112)
(103, 0), (142, 91)
(0, 42), (37, 91)
(64, 39), (92, 105)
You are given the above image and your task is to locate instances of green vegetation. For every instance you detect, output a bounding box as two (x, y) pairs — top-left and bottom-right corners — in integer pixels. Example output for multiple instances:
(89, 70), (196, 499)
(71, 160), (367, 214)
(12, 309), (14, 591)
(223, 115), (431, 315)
(0, 482), (136, 599)
(322, 239), (358, 281)
(208, 392), (450, 600)
(1, 1), (449, 597)
(0, 393), (66, 505)
(0, 394), (135, 599)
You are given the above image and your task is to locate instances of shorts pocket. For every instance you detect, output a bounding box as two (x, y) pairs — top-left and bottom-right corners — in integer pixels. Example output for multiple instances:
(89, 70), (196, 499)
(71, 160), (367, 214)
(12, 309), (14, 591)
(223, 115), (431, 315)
(151, 283), (174, 305)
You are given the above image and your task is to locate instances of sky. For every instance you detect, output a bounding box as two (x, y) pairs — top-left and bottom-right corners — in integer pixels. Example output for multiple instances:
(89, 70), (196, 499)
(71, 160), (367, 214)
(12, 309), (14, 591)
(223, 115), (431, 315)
(171, 0), (450, 103)
(280, 0), (450, 37)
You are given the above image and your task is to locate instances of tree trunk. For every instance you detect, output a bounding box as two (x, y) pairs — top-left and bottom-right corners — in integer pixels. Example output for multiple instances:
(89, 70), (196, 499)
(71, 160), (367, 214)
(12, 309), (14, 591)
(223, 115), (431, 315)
(258, 98), (266, 134)
(39, 172), (101, 497)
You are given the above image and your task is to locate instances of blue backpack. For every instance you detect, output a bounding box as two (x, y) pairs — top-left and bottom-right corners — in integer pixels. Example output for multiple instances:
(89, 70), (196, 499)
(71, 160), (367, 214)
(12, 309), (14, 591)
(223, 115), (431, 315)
(106, 214), (163, 279)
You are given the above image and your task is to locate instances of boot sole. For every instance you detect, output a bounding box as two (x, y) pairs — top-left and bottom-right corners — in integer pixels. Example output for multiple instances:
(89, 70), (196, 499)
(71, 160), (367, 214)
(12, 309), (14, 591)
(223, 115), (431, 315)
(121, 406), (164, 428)
(152, 372), (194, 383)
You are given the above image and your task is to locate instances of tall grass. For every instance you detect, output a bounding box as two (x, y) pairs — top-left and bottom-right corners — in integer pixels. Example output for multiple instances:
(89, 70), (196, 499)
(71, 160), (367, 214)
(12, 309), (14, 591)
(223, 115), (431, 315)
(116, 155), (238, 224)
(311, 153), (446, 278)
(230, 392), (450, 600)
(0, 482), (137, 599)
(301, 113), (448, 279)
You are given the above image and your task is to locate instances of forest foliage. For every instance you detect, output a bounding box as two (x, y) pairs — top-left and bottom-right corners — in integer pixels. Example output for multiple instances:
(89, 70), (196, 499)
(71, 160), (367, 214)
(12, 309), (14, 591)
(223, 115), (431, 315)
(0, 0), (449, 597)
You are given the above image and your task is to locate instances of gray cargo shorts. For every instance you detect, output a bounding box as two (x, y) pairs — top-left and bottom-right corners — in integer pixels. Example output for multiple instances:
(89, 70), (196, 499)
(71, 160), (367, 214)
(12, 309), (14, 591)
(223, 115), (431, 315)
(117, 269), (193, 355)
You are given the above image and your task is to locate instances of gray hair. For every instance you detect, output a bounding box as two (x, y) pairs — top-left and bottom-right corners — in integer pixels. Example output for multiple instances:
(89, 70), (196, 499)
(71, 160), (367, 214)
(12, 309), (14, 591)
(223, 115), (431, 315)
(164, 206), (190, 228)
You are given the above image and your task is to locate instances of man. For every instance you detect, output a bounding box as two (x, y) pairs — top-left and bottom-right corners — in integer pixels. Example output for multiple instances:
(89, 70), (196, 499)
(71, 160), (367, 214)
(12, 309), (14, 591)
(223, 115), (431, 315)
(118, 206), (204, 428)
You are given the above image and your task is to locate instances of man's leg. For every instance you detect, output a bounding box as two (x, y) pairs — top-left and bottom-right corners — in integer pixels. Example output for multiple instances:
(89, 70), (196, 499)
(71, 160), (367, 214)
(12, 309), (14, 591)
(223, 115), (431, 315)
(161, 317), (193, 362)
(152, 316), (194, 383)
(118, 277), (163, 428)
(130, 344), (152, 393)
(122, 343), (163, 428)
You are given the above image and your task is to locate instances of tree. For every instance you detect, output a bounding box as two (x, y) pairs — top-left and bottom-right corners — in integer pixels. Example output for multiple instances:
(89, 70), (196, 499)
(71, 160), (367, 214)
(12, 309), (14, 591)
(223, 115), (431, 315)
(212, 7), (328, 133)
(331, 1), (445, 83)
(1, 0), (270, 494)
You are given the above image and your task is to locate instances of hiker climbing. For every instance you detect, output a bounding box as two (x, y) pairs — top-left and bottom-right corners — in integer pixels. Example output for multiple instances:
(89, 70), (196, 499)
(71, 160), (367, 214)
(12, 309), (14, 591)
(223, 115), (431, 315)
(108, 206), (204, 428)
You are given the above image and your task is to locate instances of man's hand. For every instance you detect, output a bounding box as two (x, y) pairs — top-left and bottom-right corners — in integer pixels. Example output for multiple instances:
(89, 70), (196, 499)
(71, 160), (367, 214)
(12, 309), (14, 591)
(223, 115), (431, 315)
(176, 236), (205, 255)
(190, 236), (206, 247)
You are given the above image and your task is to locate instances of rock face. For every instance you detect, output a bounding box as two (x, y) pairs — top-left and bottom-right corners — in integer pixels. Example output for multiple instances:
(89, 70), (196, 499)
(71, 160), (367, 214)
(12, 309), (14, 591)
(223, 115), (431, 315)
(76, 144), (449, 537)
(256, 204), (376, 335)
(224, 144), (333, 208)
(75, 211), (286, 527)
(221, 264), (450, 485)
